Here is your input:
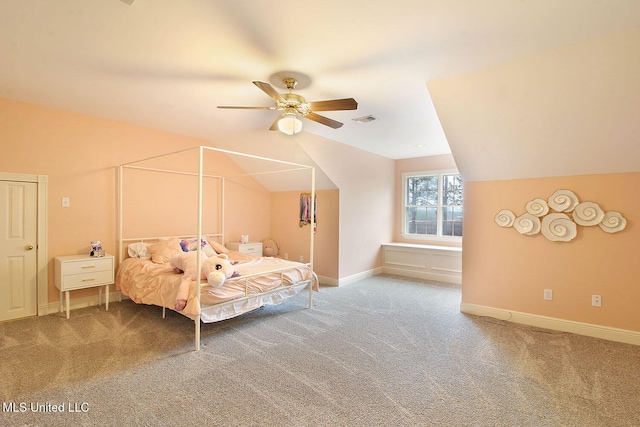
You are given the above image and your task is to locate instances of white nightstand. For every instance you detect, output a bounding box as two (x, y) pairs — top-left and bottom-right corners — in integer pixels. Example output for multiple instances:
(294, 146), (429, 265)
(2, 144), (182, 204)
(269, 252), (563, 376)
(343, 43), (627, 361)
(225, 242), (263, 256)
(54, 254), (114, 319)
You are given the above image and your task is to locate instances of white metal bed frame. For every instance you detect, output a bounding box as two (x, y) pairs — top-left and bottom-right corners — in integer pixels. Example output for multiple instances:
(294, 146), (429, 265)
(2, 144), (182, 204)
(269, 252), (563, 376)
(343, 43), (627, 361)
(117, 146), (316, 351)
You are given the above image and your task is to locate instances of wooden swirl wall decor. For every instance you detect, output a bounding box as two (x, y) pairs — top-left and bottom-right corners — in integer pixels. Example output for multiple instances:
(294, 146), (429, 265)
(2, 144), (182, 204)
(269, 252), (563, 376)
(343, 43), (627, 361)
(495, 189), (626, 242)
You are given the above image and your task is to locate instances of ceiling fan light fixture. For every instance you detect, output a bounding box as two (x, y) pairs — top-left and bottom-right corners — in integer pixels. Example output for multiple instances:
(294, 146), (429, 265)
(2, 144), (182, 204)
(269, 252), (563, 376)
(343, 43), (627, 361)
(278, 113), (302, 135)
(218, 75), (357, 132)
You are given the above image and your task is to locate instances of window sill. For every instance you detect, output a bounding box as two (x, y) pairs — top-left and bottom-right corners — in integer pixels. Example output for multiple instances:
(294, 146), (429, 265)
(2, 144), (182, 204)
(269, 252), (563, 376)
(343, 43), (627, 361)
(400, 234), (462, 246)
(383, 242), (462, 252)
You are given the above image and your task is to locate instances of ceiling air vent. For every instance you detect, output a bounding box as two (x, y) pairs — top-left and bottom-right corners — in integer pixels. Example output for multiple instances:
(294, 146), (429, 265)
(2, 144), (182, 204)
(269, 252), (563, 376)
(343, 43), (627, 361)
(352, 115), (377, 123)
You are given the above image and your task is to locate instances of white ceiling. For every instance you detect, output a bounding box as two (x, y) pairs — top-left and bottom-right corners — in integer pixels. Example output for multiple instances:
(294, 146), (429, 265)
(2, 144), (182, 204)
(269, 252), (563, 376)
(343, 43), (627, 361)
(2, 0), (640, 160)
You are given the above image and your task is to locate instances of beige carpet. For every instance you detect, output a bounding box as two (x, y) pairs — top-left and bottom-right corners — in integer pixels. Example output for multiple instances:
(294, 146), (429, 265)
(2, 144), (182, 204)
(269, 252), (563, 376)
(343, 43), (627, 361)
(1, 274), (639, 426)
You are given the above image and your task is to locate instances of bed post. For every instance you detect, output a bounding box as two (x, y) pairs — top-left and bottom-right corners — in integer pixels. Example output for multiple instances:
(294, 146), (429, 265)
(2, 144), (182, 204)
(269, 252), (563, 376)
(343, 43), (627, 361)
(195, 146), (204, 351)
(117, 165), (124, 303)
(309, 166), (315, 308)
(118, 165), (124, 265)
(221, 176), (225, 245)
(195, 316), (201, 351)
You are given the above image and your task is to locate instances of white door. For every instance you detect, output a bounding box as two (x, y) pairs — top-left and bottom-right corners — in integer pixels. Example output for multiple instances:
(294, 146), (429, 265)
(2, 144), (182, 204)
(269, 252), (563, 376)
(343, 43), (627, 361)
(0, 180), (38, 321)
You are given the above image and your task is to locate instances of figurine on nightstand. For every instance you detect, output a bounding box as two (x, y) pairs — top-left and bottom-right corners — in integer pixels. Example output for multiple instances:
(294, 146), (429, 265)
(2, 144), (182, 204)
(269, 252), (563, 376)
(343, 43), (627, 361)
(90, 241), (105, 257)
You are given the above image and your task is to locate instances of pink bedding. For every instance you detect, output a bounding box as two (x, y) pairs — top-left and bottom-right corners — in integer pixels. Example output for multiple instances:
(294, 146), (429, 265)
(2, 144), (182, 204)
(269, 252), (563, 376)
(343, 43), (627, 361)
(116, 252), (317, 318)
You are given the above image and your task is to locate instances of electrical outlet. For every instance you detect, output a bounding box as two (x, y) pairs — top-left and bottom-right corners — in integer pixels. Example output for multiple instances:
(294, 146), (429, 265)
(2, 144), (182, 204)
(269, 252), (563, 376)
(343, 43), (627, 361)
(592, 295), (602, 307)
(284, 253), (288, 260)
(299, 255), (304, 262)
(543, 289), (553, 301)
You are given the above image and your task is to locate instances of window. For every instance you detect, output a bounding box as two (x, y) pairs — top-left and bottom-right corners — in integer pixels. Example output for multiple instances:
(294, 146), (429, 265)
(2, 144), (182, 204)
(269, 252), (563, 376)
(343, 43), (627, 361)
(403, 171), (463, 239)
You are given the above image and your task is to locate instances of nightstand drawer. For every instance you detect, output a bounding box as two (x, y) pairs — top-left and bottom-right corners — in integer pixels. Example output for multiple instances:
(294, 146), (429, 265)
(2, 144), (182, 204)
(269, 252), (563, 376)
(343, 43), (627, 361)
(63, 258), (113, 275)
(60, 270), (115, 291)
(225, 242), (263, 256)
(240, 243), (262, 254)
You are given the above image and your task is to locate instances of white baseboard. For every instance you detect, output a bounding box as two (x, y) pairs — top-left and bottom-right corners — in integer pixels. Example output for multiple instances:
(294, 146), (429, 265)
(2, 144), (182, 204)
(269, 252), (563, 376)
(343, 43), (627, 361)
(339, 267), (383, 286)
(317, 275), (339, 287)
(318, 267), (383, 287)
(460, 302), (640, 346)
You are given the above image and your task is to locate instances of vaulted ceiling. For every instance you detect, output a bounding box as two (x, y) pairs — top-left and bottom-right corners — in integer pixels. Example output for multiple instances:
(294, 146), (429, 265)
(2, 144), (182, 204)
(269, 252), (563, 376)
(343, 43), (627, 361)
(429, 27), (640, 182)
(2, 1), (640, 174)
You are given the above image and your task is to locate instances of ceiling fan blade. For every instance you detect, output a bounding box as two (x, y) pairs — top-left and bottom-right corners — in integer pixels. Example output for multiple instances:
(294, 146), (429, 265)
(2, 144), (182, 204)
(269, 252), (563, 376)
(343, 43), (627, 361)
(308, 98), (358, 111)
(253, 81), (285, 103)
(305, 112), (344, 129)
(217, 106), (275, 110)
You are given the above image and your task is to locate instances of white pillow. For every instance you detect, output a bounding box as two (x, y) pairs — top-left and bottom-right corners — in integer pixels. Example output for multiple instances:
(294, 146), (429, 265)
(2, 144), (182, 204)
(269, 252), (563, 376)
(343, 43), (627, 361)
(127, 242), (151, 259)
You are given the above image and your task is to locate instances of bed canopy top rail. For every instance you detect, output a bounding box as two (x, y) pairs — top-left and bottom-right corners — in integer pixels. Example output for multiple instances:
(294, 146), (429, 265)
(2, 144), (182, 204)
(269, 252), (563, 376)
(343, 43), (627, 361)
(120, 234), (224, 243)
(119, 145), (314, 172)
(120, 164), (311, 180)
(119, 146), (198, 167)
(120, 165), (224, 179)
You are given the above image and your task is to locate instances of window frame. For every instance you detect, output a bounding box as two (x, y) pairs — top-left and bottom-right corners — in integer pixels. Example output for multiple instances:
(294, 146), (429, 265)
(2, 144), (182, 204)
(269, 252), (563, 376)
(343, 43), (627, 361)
(401, 169), (463, 242)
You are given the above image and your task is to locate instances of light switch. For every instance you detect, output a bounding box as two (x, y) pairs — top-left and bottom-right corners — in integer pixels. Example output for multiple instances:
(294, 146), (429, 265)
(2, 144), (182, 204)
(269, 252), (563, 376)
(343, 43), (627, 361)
(62, 197), (70, 208)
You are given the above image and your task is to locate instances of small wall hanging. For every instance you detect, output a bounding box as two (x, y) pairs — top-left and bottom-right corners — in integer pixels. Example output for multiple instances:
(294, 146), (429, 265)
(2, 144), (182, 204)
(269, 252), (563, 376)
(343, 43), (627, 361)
(495, 189), (626, 242)
(299, 192), (316, 227)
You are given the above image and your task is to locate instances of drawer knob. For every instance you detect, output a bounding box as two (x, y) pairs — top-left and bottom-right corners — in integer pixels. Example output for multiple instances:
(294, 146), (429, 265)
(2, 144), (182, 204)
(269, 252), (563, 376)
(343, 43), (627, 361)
(25, 244), (34, 251)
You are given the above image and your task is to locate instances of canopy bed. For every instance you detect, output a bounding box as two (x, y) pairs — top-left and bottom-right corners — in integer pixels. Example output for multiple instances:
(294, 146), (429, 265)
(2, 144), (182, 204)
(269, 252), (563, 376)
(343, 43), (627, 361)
(116, 146), (316, 351)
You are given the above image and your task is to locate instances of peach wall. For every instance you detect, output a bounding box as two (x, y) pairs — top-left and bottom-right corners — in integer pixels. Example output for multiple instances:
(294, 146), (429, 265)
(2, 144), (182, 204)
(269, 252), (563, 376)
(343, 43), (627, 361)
(269, 190), (339, 279)
(463, 172), (639, 332)
(0, 98), (271, 304)
(120, 148), (271, 242)
(394, 154), (460, 247)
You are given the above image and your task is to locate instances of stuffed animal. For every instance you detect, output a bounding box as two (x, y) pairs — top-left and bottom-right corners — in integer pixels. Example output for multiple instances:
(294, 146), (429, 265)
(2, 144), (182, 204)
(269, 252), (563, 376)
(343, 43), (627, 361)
(201, 253), (239, 287)
(170, 251), (239, 311)
(170, 251), (206, 277)
(262, 238), (279, 257)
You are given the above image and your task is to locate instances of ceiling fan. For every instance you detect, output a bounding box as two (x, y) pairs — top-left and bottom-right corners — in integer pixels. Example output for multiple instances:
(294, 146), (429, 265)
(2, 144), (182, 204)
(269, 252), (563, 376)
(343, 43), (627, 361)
(217, 75), (358, 135)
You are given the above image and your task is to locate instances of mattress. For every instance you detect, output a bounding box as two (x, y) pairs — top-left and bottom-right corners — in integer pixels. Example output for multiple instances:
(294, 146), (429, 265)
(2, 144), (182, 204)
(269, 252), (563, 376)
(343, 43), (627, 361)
(116, 253), (317, 320)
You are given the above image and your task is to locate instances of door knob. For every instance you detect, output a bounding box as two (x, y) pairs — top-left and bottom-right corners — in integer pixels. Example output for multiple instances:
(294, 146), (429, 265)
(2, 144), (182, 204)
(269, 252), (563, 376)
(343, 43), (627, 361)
(25, 244), (34, 251)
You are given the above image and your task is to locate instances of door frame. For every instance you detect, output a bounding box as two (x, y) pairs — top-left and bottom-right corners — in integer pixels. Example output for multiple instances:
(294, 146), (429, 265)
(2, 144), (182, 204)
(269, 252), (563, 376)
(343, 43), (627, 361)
(0, 172), (48, 316)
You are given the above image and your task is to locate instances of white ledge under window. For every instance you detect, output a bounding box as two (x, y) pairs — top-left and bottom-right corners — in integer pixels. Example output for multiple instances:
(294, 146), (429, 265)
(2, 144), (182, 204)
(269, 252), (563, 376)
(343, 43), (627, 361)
(400, 233), (462, 244)
(381, 243), (462, 284)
